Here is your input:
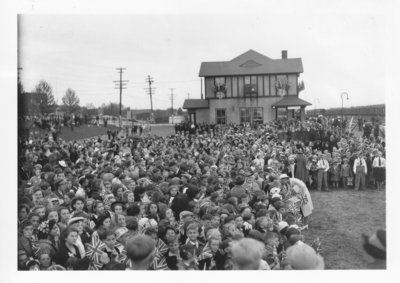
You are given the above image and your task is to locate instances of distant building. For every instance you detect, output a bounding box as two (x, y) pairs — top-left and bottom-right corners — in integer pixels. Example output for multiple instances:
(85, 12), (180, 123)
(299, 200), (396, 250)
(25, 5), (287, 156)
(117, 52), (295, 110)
(183, 49), (311, 124)
(169, 115), (185, 124)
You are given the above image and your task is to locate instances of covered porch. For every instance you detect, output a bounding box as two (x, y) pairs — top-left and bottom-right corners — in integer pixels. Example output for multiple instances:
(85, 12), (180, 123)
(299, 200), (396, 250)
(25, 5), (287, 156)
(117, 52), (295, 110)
(182, 99), (209, 124)
(272, 96), (312, 121)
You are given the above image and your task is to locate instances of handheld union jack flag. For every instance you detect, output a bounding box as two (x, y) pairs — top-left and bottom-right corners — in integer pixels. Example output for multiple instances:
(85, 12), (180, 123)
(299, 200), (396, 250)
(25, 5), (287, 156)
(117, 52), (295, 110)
(85, 236), (107, 270)
(198, 242), (212, 261)
(150, 239), (169, 270)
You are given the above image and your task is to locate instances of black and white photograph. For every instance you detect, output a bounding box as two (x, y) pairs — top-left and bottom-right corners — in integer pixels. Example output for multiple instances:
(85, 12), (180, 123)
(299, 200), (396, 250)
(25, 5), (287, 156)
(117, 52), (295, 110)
(1, 0), (399, 281)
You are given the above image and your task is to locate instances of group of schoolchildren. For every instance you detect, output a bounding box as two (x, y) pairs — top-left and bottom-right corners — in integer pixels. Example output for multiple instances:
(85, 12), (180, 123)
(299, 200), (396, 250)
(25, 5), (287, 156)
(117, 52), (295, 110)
(17, 118), (385, 271)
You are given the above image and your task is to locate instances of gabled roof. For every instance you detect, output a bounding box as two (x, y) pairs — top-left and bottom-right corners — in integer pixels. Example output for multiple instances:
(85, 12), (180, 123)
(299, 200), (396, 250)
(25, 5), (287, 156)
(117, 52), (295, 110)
(272, 96), (312, 107)
(199, 49), (303, 77)
(183, 99), (209, 109)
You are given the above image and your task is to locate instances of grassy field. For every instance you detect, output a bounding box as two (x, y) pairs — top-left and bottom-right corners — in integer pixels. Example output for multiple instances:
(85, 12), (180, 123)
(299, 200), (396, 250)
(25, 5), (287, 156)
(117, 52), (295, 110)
(149, 124), (175, 137)
(51, 125), (117, 142)
(303, 189), (386, 269)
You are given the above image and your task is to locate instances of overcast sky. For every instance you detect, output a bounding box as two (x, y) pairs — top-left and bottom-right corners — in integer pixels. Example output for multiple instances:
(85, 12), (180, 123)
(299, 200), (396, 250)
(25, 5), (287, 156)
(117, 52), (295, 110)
(18, 5), (387, 111)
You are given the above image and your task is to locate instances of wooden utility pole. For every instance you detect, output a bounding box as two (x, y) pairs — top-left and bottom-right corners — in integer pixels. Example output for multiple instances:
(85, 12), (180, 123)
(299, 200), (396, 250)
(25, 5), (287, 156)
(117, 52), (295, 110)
(169, 88), (175, 115)
(200, 78), (203, 99)
(114, 68), (128, 128)
(145, 75), (155, 122)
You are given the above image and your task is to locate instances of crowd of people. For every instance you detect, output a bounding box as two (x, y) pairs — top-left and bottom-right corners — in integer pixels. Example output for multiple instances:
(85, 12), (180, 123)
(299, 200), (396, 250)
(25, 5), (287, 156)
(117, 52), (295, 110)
(17, 116), (386, 270)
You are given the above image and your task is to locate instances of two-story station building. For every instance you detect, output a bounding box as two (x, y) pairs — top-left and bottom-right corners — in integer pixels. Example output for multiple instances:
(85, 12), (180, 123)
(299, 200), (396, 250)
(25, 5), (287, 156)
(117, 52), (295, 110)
(183, 49), (311, 124)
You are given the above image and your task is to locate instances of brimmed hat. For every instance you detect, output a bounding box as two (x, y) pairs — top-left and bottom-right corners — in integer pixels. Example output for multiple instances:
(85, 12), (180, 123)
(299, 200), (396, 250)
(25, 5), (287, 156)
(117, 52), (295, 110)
(33, 164), (42, 170)
(362, 229), (386, 260)
(286, 243), (325, 270)
(277, 221), (289, 232)
(279, 174), (289, 180)
(179, 211), (194, 220)
(68, 216), (85, 226)
(115, 227), (129, 240)
(58, 160), (67, 168)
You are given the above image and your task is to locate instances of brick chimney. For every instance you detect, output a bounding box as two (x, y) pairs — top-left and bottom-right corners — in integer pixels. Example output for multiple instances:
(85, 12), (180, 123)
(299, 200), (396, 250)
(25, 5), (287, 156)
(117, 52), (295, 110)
(282, 50), (287, 59)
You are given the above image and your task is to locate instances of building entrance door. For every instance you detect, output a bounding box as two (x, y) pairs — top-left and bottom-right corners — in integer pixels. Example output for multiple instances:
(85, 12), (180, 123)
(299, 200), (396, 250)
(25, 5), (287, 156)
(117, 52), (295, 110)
(189, 112), (196, 124)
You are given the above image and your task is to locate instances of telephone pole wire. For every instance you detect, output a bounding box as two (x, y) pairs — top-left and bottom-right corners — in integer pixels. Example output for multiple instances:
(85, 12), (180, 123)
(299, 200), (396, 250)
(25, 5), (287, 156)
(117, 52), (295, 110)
(114, 68), (128, 128)
(169, 88), (175, 115)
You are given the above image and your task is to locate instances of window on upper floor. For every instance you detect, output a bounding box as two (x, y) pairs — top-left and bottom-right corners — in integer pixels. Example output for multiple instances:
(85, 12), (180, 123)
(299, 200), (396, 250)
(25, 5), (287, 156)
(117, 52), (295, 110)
(215, 77), (225, 86)
(214, 77), (227, 98)
(275, 75), (290, 96)
(244, 76), (257, 96)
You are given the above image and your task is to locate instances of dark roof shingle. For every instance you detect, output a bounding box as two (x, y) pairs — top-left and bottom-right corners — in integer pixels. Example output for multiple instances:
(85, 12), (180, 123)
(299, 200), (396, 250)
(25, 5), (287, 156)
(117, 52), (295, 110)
(199, 49), (303, 77)
(272, 96), (312, 107)
(183, 99), (209, 109)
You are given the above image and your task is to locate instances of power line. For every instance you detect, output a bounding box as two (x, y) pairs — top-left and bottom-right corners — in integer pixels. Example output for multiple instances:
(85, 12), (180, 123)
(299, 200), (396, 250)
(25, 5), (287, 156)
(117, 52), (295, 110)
(114, 68), (128, 127)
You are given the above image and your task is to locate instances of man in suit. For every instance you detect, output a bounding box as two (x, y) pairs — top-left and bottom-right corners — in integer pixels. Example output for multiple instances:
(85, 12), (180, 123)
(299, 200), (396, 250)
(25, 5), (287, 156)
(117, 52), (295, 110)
(295, 149), (308, 184)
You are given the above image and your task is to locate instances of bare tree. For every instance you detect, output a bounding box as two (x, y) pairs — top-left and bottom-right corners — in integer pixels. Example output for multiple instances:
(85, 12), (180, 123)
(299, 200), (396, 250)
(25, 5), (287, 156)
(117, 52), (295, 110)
(62, 88), (80, 113)
(34, 80), (56, 114)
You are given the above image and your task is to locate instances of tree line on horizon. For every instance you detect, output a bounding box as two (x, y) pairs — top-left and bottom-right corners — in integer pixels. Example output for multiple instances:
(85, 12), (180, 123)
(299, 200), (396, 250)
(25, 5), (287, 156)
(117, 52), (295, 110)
(18, 79), (185, 120)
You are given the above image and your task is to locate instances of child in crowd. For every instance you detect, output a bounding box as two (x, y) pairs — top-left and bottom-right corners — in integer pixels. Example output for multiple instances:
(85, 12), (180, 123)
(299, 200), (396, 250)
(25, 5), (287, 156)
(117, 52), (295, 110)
(165, 236), (181, 270)
(177, 244), (199, 270)
(264, 232), (281, 270)
(185, 223), (204, 258)
(329, 161), (340, 189)
(340, 158), (352, 188)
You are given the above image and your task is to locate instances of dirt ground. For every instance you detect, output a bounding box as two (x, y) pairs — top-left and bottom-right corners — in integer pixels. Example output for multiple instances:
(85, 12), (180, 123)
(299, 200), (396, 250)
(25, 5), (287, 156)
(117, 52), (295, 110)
(302, 189), (386, 269)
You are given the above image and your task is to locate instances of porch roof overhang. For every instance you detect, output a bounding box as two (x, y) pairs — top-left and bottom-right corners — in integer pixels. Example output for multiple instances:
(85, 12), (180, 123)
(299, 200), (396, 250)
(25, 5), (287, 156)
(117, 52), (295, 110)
(183, 99), (209, 109)
(272, 96), (312, 108)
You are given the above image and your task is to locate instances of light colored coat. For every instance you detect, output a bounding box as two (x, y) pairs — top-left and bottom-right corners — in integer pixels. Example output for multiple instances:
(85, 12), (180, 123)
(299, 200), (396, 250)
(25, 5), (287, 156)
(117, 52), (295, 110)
(289, 178), (314, 217)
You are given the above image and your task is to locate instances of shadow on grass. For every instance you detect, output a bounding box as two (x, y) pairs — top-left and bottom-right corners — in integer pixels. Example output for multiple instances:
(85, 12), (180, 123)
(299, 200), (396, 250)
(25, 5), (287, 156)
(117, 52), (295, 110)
(303, 189), (385, 269)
